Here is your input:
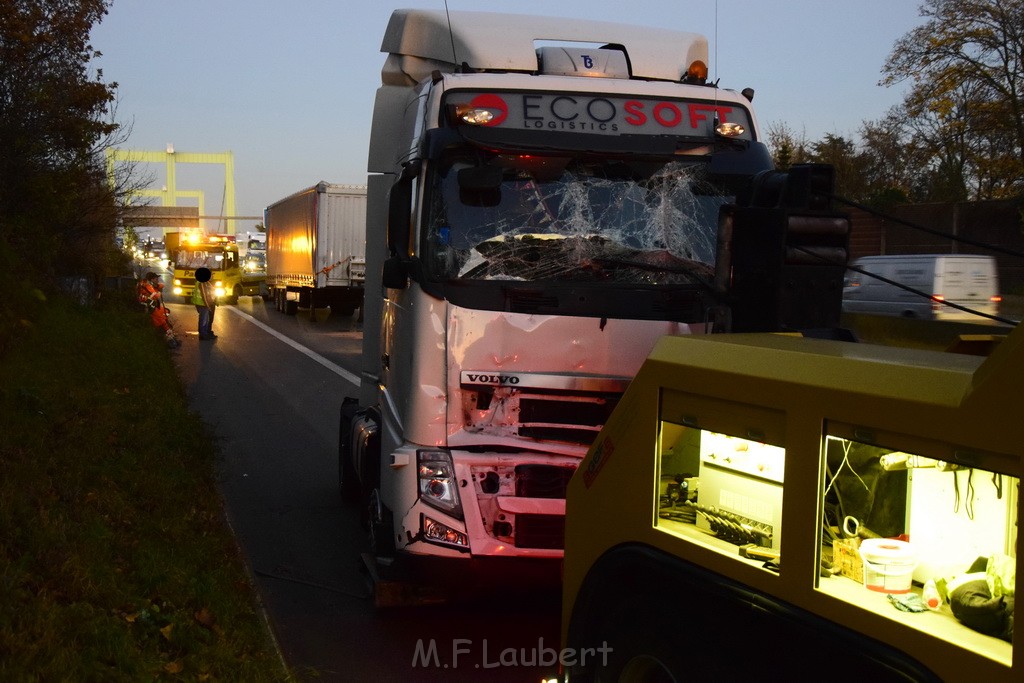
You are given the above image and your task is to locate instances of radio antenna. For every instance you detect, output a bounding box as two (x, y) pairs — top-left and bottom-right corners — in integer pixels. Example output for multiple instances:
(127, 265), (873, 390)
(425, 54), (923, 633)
(444, 0), (459, 69)
(714, 0), (719, 85)
(712, 0), (720, 126)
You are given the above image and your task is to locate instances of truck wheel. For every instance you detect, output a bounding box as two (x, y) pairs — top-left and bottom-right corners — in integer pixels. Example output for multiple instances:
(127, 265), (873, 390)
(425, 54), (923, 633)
(338, 404), (361, 503)
(228, 285), (241, 305)
(568, 599), (683, 683)
(566, 551), (705, 682)
(367, 488), (395, 559)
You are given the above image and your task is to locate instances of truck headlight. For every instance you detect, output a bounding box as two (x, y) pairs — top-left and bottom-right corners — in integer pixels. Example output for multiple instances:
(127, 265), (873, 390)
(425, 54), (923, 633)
(422, 515), (469, 549)
(417, 449), (462, 518)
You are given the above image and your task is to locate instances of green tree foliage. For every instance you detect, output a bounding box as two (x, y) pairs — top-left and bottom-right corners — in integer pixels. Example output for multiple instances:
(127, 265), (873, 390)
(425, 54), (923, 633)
(765, 121), (810, 171)
(808, 134), (869, 202)
(0, 0), (126, 348)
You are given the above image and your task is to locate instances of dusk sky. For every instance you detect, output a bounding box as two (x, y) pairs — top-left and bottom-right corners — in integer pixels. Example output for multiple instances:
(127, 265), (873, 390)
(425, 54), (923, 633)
(91, 1), (927, 235)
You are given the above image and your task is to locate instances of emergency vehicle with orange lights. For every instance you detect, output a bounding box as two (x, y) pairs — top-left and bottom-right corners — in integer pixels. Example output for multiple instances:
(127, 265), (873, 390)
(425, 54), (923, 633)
(167, 231), (266, 304)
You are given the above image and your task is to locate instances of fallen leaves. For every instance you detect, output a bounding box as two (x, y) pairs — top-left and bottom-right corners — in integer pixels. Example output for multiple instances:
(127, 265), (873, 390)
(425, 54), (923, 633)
(194, 607), (216, 630)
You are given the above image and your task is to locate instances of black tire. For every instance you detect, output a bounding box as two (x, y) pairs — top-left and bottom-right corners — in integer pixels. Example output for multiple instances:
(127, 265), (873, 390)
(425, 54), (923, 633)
(367, 489), (395, 559)
(337, 397), (366, 505)
(567, 546), (939, 683)
(567, 589), (685, 683)
(285, 299), (298, 316)
(338, 404), (361, 503)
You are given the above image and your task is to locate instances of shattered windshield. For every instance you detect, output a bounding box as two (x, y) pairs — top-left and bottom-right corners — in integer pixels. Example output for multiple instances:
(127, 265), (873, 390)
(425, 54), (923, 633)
(424, 154), (729, 286)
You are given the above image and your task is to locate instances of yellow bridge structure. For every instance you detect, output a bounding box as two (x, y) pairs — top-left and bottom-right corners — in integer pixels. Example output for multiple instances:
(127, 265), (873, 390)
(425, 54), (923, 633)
(105, 146), (259, 235)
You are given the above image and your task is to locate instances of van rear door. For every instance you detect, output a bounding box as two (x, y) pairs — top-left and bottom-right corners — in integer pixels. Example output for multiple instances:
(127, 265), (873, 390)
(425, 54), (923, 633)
(932, 256), (999, 320)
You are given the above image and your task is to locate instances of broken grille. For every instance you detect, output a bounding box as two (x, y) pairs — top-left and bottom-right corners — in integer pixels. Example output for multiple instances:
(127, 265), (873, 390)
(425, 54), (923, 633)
(517, 392), (619, 445)
(514, 464), (575, 499)
(513, 514), (565, 550)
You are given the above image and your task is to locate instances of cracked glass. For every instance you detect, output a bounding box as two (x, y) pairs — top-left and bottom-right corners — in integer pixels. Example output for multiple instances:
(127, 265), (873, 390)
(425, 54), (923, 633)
(424, 154), (731, 288)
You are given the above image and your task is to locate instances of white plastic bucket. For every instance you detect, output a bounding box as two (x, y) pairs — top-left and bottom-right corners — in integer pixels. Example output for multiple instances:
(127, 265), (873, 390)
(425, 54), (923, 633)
(859, 538), (916, 594)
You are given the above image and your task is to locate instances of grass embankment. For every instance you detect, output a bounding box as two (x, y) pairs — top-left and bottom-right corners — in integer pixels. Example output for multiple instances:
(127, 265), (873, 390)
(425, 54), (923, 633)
(0, 295), (290, 681)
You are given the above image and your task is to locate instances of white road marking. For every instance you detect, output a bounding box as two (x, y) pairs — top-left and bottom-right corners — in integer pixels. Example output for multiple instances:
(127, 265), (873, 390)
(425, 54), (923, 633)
(224, 306), (360, 386)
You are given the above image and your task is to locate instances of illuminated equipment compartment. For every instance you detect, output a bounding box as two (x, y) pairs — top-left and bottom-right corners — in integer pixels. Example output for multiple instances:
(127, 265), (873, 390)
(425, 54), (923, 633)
(821, 428), (1018, 654)
(655, 394), (788, 570)
(659, 427), (783, 552)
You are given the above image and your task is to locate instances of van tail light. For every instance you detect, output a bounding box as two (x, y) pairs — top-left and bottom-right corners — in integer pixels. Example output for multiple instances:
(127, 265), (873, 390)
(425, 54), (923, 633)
(991, 295), (1002, 303)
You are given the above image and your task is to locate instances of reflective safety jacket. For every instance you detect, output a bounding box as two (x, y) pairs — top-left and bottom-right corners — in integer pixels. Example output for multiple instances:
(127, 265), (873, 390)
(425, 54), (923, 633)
(138, 280), (162, 308)
(191, 280), (214, 307)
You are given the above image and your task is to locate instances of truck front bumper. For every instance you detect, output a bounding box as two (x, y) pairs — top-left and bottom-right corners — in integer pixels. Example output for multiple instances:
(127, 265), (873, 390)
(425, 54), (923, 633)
(397, 450), (579, 561)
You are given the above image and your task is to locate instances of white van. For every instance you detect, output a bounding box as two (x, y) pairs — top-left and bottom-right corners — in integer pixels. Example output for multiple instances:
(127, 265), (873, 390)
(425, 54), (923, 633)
(843, 254), (1001, 321)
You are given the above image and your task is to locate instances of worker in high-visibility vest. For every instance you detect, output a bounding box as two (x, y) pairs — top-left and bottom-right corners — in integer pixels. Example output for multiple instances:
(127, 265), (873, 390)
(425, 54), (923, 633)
(137, 272), (180, 348)
(191, 267), (217, 340)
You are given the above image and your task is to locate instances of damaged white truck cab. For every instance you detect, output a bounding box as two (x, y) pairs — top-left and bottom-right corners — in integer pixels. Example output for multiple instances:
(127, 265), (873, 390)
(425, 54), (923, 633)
(340, 9), (774, 582)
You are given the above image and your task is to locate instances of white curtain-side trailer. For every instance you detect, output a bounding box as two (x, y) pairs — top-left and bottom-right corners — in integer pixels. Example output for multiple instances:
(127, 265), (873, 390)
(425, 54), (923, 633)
(265, 182), (367, 316)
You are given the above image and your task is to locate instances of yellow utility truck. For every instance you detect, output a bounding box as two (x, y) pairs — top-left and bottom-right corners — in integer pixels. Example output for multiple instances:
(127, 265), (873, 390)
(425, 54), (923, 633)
(561, 325), (1020, 681)
(168, 232), (267, 304)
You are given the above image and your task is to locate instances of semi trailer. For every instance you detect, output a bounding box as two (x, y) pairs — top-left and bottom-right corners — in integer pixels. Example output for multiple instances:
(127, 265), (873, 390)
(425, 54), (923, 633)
(265, 182), (367, 316)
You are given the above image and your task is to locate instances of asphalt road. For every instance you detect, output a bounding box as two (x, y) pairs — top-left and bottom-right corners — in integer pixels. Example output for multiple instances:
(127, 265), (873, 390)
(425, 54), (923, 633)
(141, 261), (1020, 681)
(165, 296), (562, 682)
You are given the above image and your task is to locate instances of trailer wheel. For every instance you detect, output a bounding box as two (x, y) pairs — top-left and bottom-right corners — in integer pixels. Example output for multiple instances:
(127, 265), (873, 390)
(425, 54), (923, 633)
(285, 299), (298, 316)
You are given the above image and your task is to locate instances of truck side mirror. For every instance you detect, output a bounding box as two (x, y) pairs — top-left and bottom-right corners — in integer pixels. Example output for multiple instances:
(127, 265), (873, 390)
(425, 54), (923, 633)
(387, 161), (420, 258)
(381, 255), (409, 290)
